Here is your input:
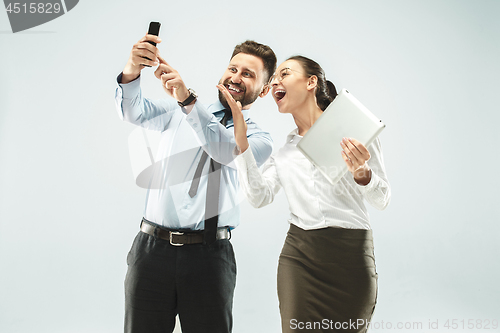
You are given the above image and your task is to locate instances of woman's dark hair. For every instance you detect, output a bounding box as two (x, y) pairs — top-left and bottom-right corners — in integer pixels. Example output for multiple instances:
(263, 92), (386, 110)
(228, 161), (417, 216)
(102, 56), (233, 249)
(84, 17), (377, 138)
(232, 40), (277, 84)
(287, 55), (338, 111)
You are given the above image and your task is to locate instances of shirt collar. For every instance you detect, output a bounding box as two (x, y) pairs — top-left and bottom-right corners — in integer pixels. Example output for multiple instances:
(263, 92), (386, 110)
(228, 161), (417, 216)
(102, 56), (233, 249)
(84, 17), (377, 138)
(207, 100), (251, 123)
(286, 128), (301, 142)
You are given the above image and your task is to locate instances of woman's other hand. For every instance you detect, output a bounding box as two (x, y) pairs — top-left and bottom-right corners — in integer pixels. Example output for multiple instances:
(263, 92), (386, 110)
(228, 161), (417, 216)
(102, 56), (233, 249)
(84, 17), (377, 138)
(340, 137), (372, 186)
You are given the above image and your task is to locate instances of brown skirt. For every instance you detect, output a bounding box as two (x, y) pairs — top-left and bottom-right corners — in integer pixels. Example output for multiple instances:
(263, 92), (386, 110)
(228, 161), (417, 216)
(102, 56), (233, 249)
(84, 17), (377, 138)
(278, 224), (378, 333)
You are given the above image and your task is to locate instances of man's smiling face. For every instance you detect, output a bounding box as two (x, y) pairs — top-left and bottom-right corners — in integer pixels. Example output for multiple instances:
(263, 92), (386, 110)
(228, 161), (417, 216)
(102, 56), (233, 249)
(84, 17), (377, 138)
(218, 52), (267, 110)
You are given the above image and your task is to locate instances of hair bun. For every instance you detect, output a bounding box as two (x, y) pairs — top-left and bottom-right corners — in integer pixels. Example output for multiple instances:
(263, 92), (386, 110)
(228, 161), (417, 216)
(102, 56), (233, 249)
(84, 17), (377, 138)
(326, 80), (338, 99)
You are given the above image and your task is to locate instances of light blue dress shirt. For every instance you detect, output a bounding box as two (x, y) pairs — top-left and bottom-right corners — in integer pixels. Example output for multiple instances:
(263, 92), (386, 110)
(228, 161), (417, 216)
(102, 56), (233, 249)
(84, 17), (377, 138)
(115, 74), (273, 230)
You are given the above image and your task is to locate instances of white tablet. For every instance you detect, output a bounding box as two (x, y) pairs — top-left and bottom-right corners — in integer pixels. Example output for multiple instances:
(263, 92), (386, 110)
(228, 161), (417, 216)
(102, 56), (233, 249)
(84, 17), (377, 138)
(296, 89), (385, 185)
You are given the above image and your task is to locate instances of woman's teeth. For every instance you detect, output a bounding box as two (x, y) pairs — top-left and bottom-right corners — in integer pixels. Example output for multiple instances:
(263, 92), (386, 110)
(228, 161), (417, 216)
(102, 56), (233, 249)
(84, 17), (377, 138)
(274, 89), (286, 101)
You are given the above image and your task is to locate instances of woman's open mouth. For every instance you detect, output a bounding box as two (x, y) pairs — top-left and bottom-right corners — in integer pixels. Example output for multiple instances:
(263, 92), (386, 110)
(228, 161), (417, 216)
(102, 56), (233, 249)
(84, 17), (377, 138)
(274, 89), (286, 102)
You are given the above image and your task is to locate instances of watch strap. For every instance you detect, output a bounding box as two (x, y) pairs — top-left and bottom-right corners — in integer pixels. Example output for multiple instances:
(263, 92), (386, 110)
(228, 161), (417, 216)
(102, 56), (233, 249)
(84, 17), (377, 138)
(178, 89), (197, 107)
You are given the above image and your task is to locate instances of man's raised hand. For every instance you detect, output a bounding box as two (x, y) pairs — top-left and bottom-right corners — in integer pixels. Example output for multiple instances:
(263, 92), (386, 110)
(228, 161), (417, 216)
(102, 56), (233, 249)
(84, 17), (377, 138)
(121, 34), (161, 84)
(217, 84), (249, 153)
(154, 55), (190, 103)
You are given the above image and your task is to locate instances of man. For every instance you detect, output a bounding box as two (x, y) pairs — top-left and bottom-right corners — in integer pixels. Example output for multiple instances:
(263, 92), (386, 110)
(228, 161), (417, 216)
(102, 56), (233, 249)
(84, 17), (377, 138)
(115, 35), (276, 333)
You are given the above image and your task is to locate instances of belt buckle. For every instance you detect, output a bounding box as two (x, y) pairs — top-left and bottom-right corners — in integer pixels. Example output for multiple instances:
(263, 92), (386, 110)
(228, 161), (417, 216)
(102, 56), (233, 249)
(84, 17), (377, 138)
(170, 231), (184, 246)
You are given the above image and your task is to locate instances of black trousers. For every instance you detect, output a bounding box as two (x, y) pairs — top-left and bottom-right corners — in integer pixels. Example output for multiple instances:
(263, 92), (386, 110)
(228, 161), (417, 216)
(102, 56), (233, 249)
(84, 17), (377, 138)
(124, 227), (237, 333)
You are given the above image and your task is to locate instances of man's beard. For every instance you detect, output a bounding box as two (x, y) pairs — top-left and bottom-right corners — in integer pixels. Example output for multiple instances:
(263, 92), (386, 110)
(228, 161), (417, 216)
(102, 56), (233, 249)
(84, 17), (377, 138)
(218, 79), (261, 110)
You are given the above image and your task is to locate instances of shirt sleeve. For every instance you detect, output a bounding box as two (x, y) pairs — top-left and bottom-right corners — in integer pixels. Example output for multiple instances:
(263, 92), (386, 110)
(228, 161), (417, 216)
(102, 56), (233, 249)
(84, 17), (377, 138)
(185, 101), (273, 169)
(114, 73), (178, 132)
(233, 147), (282, 208)
(354, 137), (391, 210)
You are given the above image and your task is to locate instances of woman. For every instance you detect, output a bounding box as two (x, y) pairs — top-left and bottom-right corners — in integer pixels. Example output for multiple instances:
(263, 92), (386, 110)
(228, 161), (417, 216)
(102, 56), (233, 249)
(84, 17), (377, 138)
(218, 55), (390, 333)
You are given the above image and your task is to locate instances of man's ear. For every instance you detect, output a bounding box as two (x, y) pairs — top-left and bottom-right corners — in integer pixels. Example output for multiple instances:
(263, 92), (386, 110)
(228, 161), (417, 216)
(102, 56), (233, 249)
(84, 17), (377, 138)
(259, 84), (270, 98)
(307, 75), (318, 91)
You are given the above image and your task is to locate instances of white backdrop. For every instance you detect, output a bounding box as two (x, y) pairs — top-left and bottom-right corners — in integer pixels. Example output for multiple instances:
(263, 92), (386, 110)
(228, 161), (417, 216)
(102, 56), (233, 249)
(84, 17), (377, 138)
(1, 0), (499, 332)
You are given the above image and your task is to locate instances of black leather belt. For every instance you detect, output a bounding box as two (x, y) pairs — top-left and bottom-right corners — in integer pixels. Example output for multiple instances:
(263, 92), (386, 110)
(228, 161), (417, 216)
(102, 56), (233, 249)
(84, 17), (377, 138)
(140, 219), (230, 246)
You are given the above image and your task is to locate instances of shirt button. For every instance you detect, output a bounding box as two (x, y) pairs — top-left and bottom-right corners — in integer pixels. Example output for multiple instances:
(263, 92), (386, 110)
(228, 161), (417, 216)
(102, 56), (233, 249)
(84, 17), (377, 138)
(193, 123), (198, 128)
(188, 118), (193, 122)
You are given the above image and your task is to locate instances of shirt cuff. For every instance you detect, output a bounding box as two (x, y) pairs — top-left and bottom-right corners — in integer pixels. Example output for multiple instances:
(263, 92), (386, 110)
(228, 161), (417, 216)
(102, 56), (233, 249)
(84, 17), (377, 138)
(354, 170), (380, 194)
(232, 145), (241, 156)
(234, 146), (257, 170)
(181, 104), (195, 115)
(117, 72), (142, 98)
(184, 100), (211, 134)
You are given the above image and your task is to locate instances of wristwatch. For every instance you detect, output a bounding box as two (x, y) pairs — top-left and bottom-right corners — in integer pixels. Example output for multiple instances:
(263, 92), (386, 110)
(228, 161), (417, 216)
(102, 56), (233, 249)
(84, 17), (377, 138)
(178, 88), (197, 107)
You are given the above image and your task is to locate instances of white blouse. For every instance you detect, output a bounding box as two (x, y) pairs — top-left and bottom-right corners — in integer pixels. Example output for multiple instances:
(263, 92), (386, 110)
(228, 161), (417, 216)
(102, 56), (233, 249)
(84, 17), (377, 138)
(234, 129), (391, 230)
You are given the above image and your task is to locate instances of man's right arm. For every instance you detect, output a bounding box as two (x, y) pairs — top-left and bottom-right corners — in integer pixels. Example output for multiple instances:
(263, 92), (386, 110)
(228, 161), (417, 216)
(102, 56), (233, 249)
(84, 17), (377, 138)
(115, 34), (176, 131)
(115, 74), (177, 131)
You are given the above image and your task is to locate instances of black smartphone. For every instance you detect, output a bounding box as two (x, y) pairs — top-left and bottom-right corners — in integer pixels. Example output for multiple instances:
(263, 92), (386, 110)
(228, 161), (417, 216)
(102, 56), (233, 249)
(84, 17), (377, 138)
(143, 21), (161, 66)
(147, 21), (161, 46)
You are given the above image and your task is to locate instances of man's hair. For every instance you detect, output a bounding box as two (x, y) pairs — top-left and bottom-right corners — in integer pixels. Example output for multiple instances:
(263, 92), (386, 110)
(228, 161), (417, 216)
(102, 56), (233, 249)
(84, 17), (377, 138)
(231, 40), (277, 84)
